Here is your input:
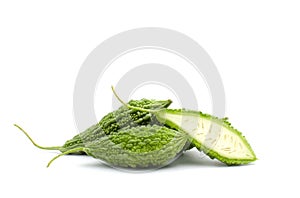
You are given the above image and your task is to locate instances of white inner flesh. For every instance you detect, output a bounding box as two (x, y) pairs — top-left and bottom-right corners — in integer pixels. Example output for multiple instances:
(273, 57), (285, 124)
(164, 113), (254, 159)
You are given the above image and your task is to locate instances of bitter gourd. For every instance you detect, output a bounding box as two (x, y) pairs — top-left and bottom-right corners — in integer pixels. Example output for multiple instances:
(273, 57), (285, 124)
(16, 124), (188, 168)
(15, 99), (173, 154)
(112, 87), (257, 165)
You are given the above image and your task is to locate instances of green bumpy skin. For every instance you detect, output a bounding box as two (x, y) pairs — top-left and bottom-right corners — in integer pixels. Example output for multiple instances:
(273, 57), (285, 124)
(83, 125), (188, 168)
(60, 99), (172, 153)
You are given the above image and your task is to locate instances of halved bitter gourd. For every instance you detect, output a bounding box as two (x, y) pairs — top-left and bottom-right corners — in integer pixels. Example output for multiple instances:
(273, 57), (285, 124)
(112, 87), (257, 165)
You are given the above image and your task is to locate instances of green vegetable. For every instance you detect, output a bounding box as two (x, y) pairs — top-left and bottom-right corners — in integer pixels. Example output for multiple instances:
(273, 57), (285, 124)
(16, 124), (188, 168)
(15, 99), (173, 154)
(14, 86), (256, 169)
(112, 87), (257, 165)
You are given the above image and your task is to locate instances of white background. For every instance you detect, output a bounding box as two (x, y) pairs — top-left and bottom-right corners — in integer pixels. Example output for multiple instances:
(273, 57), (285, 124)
(1, 0), (299, 197)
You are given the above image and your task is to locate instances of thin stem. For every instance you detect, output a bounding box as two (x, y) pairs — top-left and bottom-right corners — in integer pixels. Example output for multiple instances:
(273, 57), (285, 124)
(111, 86), (157, 113)
(14, 124), (62, 151)
(47, 147), (86, 167)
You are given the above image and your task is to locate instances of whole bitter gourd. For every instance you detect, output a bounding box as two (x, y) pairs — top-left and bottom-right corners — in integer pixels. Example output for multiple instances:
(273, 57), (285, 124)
(16, 124), (188, 168)
(15, 99), (173, 154)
